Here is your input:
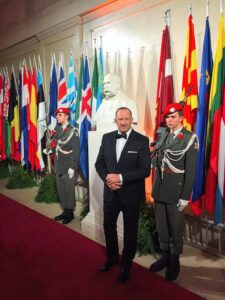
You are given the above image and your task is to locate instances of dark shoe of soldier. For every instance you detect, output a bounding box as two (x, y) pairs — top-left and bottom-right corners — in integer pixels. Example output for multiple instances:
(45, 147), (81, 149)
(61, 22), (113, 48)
(118, 268), (130, 284)
(62, 209), (74, 224)
(54, 209), (67, 221)
(165, 254), (180, 281)
(99, 259), (119, 272)
(149, 253), (170, 272)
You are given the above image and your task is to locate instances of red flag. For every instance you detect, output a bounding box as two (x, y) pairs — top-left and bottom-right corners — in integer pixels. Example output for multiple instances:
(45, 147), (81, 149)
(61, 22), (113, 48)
(154, 24), (174, 138)
(181, 14), (198, 131)
(28, 65), (39, 170)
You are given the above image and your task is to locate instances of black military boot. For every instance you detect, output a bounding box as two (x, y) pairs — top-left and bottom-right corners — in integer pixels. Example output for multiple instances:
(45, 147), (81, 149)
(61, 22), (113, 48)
(165, 254), (180, 281)
(54, 209), (67, 221)
(62, 209), (74, 224)
(149, 252), (170, 272)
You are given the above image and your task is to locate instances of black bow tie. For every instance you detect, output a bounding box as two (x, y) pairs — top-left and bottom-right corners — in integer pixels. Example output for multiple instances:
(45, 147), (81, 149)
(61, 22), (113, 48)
(116, 133), (127, 139)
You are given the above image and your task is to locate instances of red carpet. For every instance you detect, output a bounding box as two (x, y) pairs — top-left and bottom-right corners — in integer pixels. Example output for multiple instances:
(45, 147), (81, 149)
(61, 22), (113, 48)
(0, 194), (204, 300)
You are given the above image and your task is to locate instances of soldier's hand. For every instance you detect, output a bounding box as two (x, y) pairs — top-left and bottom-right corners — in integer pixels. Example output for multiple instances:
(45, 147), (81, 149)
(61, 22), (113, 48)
(68, 168), (75, 179)
(43, 148), (53, 155)
(177, 199), (189, 212)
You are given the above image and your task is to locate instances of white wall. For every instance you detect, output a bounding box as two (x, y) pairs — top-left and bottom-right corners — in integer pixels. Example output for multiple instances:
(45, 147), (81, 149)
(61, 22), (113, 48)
(0, 0), (224, 139)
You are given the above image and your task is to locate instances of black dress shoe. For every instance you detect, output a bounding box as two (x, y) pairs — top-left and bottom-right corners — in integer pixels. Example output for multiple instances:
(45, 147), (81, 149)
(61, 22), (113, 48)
(62, 213), (74, 224)
(165, 254), (180, 281)
(54, 210), (67, 221)
(118, 269), (130, 284)
(99, 260), (118, 272)
(149, 253), (169, 272)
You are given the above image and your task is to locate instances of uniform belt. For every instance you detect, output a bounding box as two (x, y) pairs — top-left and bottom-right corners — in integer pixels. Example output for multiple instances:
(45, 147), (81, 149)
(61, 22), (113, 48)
(161, 167), (175, 174)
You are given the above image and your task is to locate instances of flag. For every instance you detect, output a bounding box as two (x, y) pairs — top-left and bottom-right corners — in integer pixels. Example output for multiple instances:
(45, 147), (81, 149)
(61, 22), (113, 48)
(67, 52), (78, 126)
(215, 83), (225, 224)
(205, 14), (225, 217)
(191, 17), (213, 215)
(48, 55), (58, 132)
(37, 63), (47, 170)
(154, 24), (174, 139)
(79, 56), (92, 179)
(75, 56), (84, 129)
(0, 70), (6, 161)
(57, 52), (67, 107)
(181, 14), (198, 131)
(91, 47), (99, 122)
(29, 63), (39, 170)
(8, 70), (20, 162)
(3, 68), (11, 158)
(21, 64), (29, 169)
(97, 45), (104, 111)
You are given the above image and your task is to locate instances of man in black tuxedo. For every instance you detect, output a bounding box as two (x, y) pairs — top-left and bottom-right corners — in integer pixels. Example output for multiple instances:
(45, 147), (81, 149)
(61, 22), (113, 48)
(95, 107), (151, 284)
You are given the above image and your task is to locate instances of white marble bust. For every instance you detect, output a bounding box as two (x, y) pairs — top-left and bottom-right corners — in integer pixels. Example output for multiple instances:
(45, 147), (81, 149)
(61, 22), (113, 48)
(94, 73), (138, 132)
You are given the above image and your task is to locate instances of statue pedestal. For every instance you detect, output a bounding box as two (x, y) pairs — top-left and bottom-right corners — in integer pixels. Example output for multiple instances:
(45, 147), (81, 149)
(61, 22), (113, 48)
(81, 131), (124, 247)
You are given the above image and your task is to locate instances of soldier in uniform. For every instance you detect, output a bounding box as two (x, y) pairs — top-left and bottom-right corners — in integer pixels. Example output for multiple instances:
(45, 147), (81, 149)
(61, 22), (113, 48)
(44, 107), (80, 224)
(149, 103), (198, 281)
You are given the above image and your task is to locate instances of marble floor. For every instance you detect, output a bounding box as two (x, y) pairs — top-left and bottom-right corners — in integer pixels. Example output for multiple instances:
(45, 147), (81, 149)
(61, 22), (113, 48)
(0, 178), (225, 300)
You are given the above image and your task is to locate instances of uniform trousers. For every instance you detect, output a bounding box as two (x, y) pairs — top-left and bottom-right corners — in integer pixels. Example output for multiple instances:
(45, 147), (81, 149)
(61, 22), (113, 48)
(56, 174), (76, 210)
(103, 193), (140, 269)
(154, 201), (185, 255)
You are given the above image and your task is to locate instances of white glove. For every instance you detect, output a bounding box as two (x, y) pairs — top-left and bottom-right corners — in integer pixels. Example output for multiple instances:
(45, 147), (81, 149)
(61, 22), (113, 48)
(68, 168), (75, 179)
(177, 199), (189, 212)
(43, 148), (53, 155)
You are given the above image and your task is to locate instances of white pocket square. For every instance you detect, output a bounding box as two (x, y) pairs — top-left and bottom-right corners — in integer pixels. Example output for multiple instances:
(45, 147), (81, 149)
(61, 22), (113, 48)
(128, 151), (138, 153)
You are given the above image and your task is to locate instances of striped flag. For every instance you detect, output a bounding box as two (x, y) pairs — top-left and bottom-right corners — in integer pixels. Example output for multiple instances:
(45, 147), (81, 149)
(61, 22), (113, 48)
(48, 55), (58, 132)
(57, 52), (67, 107)
(181, 14), (198, 131)
(97, 45), (104, 111)
(75, 56), (84, 130)
(154, 24), (174, 139)
(0, 70), (6, 161)
(79, 56), (92, 179)
(67, 52), (78, 126)
(191, 17), (213, 215)
(3, 68), (11, 159)
(91, 47), (99, 122)
(21, 64), (29, 169)
(37, 62), (47, 170)
(205, 14), (225, 217)
(29, 63), (39, 170)
(8, 70), (20, 162)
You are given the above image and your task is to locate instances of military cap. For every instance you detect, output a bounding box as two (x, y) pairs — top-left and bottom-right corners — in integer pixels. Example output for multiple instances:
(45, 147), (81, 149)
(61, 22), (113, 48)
(164, 103), (183, 117)
(55, 107), (70, 115)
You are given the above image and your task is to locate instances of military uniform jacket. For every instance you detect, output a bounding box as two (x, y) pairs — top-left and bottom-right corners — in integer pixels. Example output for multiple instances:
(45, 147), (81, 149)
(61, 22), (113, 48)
(95, 129), (151, 206)
(52, 124), (80, 176)
(151, 127), (198, 204)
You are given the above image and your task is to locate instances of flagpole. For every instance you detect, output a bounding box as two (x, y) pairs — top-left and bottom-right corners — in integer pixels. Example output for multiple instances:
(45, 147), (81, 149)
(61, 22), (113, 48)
(189, 4), (192, 15)
(206, 0), (209, 17)
(220, 0), (223, 14)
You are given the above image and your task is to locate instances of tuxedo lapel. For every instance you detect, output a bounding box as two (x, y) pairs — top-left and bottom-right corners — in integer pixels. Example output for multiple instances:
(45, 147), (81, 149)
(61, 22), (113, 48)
(117, 130), (135, 164)
(111, 132), (118, 165)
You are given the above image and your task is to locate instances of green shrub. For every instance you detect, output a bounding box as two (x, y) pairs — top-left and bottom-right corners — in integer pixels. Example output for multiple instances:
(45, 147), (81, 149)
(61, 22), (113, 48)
(137, 203), (159, 257)
(0, 161), (10, 178)
(35, 174), (59, 204)
(6, 165), (37, 189)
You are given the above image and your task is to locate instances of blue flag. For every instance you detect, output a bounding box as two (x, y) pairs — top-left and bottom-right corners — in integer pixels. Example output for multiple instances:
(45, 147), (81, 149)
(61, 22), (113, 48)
(191, 17), (213, 214)
(79, 56), (92, 179)
(67, 52), (78, 126)
(48, 55), (58, 131)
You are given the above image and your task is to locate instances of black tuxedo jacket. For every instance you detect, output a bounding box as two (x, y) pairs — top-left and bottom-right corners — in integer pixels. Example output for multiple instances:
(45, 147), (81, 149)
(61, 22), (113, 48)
(95, 129), (151, 206)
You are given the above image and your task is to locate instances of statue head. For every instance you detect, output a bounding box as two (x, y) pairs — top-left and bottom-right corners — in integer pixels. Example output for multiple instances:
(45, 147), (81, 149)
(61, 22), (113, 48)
(103, 73), (121, 99)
